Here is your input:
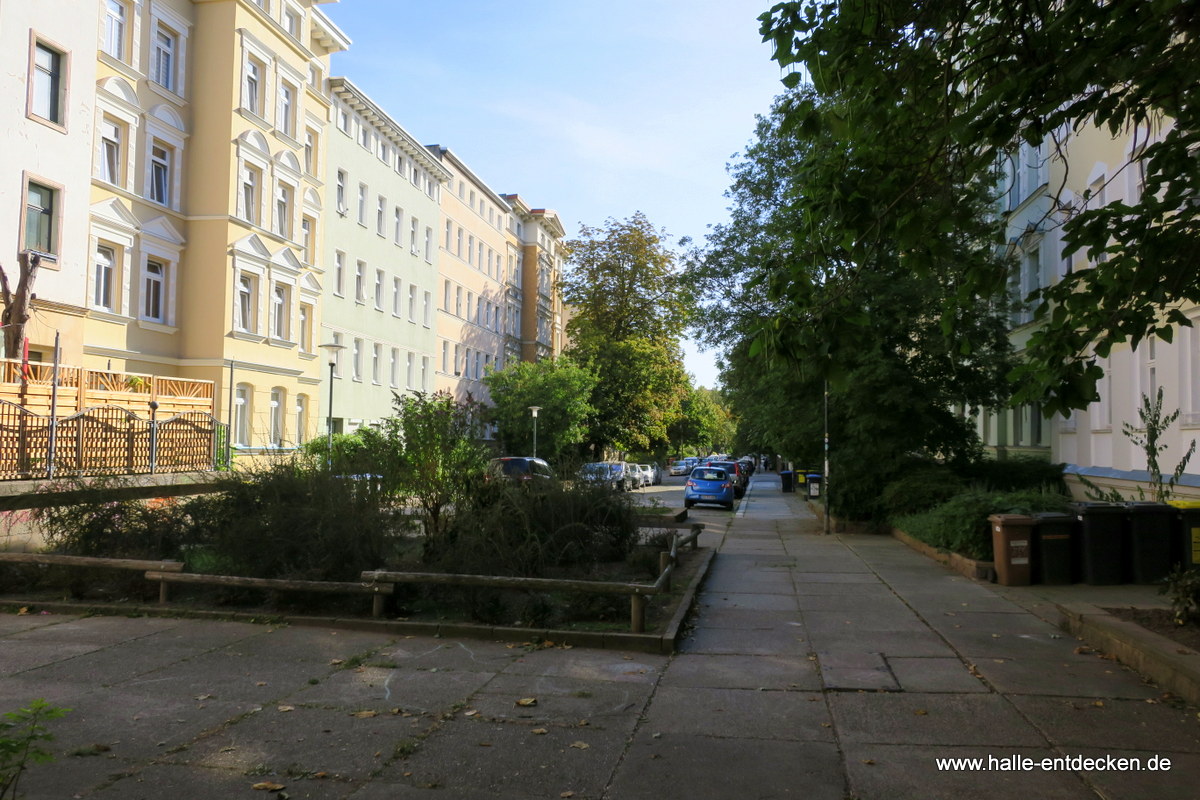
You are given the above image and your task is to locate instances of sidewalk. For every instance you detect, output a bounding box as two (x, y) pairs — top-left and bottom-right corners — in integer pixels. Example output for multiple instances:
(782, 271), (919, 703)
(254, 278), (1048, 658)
(1, 474), (1197, 798)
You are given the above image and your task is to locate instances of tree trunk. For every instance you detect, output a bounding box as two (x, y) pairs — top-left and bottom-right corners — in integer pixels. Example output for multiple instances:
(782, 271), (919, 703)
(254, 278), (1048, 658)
(0, 251), (41, 358)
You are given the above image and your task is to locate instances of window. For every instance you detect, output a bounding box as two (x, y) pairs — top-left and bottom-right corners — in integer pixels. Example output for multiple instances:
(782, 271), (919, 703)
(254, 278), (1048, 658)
(374, 269), (384, 309)
(234, 384), (251, 446)
(455, 286), (462, 317)
(303, 129), (316, 174)
(352, 338), (363, 381)
(278, 81), (297, 137)
(408, 285), (417, 322)
(421, 357), (429, 391)
(24, 181), (57, 256)
(300, 215), (314, 263)
(245, 56), (264, 116)
(445, 221), (452, 249)
(358, 121), (370, 150)
(357, 183), (367, 224)
(468, 235), (474, 264)
(355, 260), (365, 302)
(441, 340), (449, 373)
(334, 251), (345, 295)
(284, 7), (301, 38)
(294, 394), (307, 445)
(454, 344), (461, 375)
(392, 277), (401, 316)
(94, 245), (115, 310)
(424, 227), (433, 261)
(377, 196), (386, 236)
(335, 170), (346, 213)
(30, 41), (65, 126)
(270, 388), (285, 446)
(152, 27), (178, 92)
(394, 207), (403, 245)
(390, 348), (399, 387)
(100, 118), (123, 184)
(236, 273), (256, 332)
(103, 0), (127, 61)
(410, 217), (419, 253)
(143, 260), (166, 322)
(423, 291), (432, 327)
(274, 183), (293, 239)
(271, 283), (289, 339)
(241, 164), (261, 224)
(298, 303), (312, 352)
(456, 227), (463, 256)
(443, 280), (451, 311)
(149, 143), (172, 206)
(372, 343), (381, 384)
(330, 331), (343, 376)
(406, 352), (414, 388)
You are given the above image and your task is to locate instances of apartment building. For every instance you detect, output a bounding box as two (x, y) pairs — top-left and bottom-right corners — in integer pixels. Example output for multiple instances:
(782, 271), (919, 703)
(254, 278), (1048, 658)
(1, 1), (101, 364)
(428, 146), (514, 408)
(981, 117), (1200, 497)
(504, 194), (567, 362)
(322, 77), (451, 434)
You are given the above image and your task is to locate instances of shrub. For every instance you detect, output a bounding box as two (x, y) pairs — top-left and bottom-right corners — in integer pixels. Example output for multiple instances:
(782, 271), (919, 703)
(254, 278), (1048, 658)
(34, 478), (192, 561)
(1160, 566), (1200, 626)
(880, 464), (968, 519)
(182, 460), (398, 582)
(894, 489), (1073, 561)
(960, 458), (1067, 494)
(1, 699), (69, 800)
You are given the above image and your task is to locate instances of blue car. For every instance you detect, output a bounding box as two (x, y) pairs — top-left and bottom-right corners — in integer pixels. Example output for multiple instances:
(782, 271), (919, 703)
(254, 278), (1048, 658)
(683, 466), (735, 510)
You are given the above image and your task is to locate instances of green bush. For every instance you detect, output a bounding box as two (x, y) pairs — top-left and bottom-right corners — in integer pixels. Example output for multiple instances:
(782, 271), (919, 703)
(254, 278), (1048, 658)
(894, 489), (1073, 561)
(880, 464), (968, 519)
(1160, 566), (1200, 626)
(34, 478), (193, 561)
(433, 478), (639, 578)
(182, 460), (398, 582)
(961, 458), (1067, 494)
(1, 699), (69, 800)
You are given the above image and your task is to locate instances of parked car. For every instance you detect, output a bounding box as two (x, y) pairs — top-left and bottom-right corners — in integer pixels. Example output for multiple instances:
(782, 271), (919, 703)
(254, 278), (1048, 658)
(638, 464), (654, 487)
(486, 457), (554, 483)
(684, 466), (735, 510)
(624, 462), (644, 490)
(579, 461), (635, 491)
(705, 460), (747, 498)
(669, 460), (690, 476)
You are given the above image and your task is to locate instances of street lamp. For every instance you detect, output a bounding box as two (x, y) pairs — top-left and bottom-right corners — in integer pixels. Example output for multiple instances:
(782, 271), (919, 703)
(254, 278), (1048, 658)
(528, 406), (541, 458)
(319, 342), (346, 468)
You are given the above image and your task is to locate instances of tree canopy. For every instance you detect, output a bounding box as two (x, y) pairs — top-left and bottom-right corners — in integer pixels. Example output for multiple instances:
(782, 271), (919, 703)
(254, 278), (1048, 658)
(483, 356), (596, 462)
(760, 0), (1200, 414)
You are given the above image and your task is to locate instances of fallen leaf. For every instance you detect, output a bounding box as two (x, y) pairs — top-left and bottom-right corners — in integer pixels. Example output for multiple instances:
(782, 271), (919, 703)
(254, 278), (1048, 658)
(277, 706), (295, 713)
(252, 782), (285, 792)
(220, 746), (237, 753)
(464, 710), (480, 717)
(532, 728), (548, 735)
(914, 710), (928, 716)
(561, 791), (576, 798)
(17, 607), (28, 616)
(330, 659), (345, 666)
(862, 759), (875, 765)
(479, 742), (492, 747)
(821, 723), (832, 728)
(352, 710), (379, 718)
(516, 698), (538, 707)
(195, 694), (214, 701)
(1093, 701), (1105, 708)
(570, 741), (590, 750)
(256, 682), (268, 687)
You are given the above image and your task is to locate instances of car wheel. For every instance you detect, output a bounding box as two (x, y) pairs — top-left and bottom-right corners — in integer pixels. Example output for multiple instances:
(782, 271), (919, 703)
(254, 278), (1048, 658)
(684, 500), (694, 509)
(725, 502), (735, 511)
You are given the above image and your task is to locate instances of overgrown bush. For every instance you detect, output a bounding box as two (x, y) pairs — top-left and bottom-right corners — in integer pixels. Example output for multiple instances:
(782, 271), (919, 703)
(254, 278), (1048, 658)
(960, 457), (1067, 494)
(432, 479), (639, 578)
(894, 489), (1073, 561)
(880, 463), (968, 519)
(182, 460), (398, 582)
(1161, 566), (1200, 626)
(34, 478), (193, 560)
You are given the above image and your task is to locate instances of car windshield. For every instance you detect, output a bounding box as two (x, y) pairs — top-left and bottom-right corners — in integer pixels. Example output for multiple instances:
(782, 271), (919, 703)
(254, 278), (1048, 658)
(692, 468), (727, 481)
(497, 459), (528, 475)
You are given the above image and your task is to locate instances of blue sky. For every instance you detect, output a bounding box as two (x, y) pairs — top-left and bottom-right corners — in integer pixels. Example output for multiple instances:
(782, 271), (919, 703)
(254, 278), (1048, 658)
(322, 0), (785, 388)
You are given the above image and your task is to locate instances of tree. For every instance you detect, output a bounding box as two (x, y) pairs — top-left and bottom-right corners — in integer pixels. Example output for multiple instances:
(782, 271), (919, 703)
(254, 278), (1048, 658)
(561, 213), (695, 456)
(383, 391), (489, 550)
(483, 356), (596, 462)
(760, 0), (1200, 415)
(690, 89), (1015, 517)
(0, 252), (41, 360)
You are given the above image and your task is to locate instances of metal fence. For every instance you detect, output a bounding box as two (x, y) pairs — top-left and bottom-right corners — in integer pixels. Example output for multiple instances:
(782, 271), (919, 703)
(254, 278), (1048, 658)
(0, 400), (228, 481)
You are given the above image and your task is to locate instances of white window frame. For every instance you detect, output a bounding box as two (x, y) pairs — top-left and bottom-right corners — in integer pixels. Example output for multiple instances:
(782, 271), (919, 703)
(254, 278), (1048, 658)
(148, 4), (190, 100)
(102, 0), (129, 62)
(142, 258), (167, 323)
(269, 387), (285, 447)
(271, 281), (291, 340)
(93, 244), (117, 312)
(28, 36), (67, 130)
(234, 384), (252, 446)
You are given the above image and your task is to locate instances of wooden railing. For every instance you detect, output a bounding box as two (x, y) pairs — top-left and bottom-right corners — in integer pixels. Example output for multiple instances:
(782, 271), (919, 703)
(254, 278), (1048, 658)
(0, 358), (215, 419)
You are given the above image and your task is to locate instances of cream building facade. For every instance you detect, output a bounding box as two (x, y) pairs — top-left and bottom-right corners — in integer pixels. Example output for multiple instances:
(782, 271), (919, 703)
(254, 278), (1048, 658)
(503, 195), (567, 363)
(321, 77), (450, 434)
(982, 116), (1200, 498)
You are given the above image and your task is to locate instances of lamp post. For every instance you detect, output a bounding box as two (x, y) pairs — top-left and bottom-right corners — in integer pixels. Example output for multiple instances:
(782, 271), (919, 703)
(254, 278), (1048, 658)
(319, 342), (346, 468)
(528, 405), (541, 458)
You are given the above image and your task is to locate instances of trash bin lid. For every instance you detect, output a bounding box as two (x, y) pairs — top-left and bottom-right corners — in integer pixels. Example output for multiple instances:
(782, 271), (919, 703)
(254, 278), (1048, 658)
(1032, 511), (1073, 522)
(1125, 501), (1175, 516)
(1070, 501), (1126, 515)
(1167, 500), (1200, 508)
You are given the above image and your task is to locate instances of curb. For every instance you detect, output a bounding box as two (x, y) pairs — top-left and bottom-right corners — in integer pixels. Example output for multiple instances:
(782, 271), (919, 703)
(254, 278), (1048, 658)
(1055, 601), (1200, 705)
(891, 527), (995, 581)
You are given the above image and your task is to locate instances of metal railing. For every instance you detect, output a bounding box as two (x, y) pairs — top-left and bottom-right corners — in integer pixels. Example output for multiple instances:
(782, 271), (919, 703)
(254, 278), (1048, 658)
(0, 400), (228, 481)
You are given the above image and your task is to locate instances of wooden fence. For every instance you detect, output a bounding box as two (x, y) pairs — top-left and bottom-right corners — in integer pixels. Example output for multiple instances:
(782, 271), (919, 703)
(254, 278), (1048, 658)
(0, 358), (215, 419)
(0, 400), (228, 481)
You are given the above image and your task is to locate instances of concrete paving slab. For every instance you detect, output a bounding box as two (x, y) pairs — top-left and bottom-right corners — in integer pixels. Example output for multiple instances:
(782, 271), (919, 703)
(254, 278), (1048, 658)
(802, 610), (932, 634)
(392, 716), (625, 799)
(660, 653), (822, 691)
(1069, 747), (1200, 800)
(840, 743), (1097, 800)
(0, 640), (105, 675)
(6, 614), (179, 645)
(499, 647), (666, 682)
(1007, 695), (1200, 752)
(933, 627), (1084, 660)
(793, 571), (880, 584)
(803, 628), (957, 658)
(697, 591), (799, 611)
(793, 592), (910, 612)
(90, 762), (355, 800)
(115, 647), (331, 704)
(886, 657), (990, 693)
(642, 685), (834, 741)
(377, 637), (523, 672)
(170, 703), (416, 780)
(347, 779), (531, 799)
(701, 574), (796, 594)
(678, 625), (810, 656)
(608, 732), (844, 800)
(817, 651), (901, 691)
(829, 692), (1046, 746)
(469, 672), (651, 726)
(969, 655), (1161, 699)
(687, 606), (806, 630)
(0, 611), (62, 634)
(14, 752), (141, 800)
(294, 665), (497, 714)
